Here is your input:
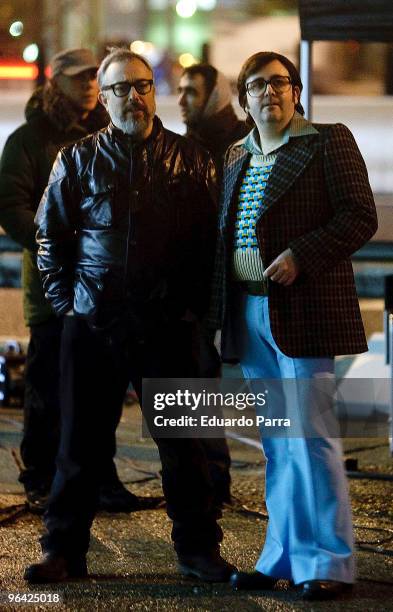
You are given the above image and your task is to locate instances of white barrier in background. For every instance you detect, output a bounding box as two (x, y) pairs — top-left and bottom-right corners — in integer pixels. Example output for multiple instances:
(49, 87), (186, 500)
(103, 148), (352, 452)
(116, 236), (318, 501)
(1, 91), (393, 194)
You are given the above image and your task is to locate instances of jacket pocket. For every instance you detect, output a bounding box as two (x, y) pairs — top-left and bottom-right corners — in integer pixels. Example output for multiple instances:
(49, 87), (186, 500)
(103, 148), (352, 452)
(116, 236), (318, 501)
(80, 182), (115, 228)
(74, 267), (107, 317)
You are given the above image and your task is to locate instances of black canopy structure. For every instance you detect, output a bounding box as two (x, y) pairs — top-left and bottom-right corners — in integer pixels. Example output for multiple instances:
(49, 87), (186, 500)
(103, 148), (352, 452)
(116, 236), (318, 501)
(299, 0), (393, 43)
(298, 0), (393, 117)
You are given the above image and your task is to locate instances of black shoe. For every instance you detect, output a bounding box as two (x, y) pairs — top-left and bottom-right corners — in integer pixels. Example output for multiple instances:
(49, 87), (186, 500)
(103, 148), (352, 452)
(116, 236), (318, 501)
(177, 549), (237, 582)
(230, 571), (277, 591)
(98, 482), (140, 513)
(25, 487), (50, 515)
(24, 553), (87, 584)
(300, 580), (353, 601)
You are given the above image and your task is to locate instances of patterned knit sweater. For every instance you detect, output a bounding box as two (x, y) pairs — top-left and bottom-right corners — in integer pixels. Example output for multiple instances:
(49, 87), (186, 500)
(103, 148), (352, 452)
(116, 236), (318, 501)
(231, 115), (318, 282)
(232, 140), (278, 281)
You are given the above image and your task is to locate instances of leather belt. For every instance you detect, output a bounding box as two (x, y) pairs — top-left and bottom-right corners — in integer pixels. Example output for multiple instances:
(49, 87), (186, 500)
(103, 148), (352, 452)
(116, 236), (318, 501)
(240, 281), (268, 296)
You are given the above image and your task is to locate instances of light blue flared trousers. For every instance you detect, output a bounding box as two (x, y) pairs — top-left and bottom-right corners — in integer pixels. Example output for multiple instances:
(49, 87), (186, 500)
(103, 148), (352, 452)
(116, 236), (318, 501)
(234, 294), (355, 584)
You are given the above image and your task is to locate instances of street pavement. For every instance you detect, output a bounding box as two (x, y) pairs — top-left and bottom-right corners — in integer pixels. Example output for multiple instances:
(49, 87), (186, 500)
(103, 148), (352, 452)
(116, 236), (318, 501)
(0, 402), (392, 611)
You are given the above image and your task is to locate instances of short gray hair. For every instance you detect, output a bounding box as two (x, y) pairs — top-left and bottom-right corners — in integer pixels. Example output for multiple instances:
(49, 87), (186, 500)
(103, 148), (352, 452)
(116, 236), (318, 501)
(97, 47), (153, 89)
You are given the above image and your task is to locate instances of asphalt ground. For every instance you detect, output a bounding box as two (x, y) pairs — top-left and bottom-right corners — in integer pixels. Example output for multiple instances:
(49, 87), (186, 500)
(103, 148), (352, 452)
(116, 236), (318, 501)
(0, 402), (392, 612)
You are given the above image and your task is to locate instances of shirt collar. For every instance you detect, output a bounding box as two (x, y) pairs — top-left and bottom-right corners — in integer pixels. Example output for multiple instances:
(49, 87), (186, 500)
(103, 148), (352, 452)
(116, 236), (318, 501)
(234, 111), (319, 155)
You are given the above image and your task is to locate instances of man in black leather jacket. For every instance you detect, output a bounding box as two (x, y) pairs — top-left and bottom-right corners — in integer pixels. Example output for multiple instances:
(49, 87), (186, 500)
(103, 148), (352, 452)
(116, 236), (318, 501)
(25, 48), (236, 584)
(0, 47), (137, 515)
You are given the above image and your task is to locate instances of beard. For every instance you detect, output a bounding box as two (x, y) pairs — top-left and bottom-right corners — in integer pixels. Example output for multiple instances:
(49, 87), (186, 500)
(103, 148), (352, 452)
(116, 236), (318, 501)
(116, 102), (151, 138)
(119, 114), (149, 137)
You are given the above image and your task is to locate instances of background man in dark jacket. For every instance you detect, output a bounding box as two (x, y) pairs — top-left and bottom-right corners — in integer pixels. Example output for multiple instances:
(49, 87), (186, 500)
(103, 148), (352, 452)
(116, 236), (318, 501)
(178, 63), (249, 178)
(178, 63), (249, 505)
(25, 48), (235, 584)
(0, 48), (137, 514)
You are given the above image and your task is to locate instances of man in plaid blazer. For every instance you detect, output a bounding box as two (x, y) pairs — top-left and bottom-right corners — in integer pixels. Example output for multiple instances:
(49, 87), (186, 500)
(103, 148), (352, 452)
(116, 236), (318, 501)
(210, 52), (377, 600)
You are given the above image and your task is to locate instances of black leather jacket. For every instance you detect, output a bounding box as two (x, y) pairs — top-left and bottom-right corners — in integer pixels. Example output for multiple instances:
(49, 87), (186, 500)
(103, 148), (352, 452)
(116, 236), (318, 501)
(35, 116), (217, 328)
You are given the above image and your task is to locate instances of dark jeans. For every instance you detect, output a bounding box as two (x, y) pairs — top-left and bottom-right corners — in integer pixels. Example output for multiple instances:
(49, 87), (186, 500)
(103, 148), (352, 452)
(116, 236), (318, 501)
(197, 335), (231, 502)
(19, 316), (122, 493)
(19, 317), (62, 491)
(200, 438), (231, 502)
(42, 316), (222, 559)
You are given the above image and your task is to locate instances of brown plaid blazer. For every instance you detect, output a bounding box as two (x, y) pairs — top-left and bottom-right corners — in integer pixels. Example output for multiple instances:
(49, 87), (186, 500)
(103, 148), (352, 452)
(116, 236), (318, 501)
(209, 121), (378, 358)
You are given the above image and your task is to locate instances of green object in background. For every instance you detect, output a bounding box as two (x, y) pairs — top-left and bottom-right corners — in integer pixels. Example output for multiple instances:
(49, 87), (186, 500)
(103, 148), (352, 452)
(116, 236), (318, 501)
(147, 10), (211, 58)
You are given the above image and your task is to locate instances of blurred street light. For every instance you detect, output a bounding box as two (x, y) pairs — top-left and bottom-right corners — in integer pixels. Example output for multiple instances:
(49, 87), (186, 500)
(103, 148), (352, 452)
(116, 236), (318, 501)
(130, 40), (162, 65)
(176, 0), (197, 18)
(179, 52), (197, 67)
(9, 21), (24, 37)
(0, 62), (38, 80)
(131, 40), (155, 54)
(197, 0), (216, 10)
(23, 43), (39, 63)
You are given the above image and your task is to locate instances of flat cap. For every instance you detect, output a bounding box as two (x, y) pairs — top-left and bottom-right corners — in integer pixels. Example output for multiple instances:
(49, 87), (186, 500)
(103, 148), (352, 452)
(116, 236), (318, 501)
(50, 48), (98, 77)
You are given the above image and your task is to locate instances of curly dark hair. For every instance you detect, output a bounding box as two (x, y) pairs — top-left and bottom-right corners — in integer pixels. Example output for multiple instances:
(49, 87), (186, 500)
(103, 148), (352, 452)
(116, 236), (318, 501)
(237, 51), (304, 126)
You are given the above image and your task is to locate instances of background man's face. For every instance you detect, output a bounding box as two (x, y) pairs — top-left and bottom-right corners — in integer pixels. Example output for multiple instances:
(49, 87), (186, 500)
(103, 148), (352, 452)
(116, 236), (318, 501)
(178, 73), (208, 127)
(99, 59), (156, 139)
(245, 59), (299, 131)
(55, 69), (99, 115)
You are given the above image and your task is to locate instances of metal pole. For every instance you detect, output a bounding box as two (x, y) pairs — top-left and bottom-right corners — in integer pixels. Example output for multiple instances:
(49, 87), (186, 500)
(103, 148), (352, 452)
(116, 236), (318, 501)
(389, 313), (393, 457)
(88, 0), (104, 55)
(384, 274), (393, 455)
(166, 0), (175, 55)
(300, 39), (313, 120)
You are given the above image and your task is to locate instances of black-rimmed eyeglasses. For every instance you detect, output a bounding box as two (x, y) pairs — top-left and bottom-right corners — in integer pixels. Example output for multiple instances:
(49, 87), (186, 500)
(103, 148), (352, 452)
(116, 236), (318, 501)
(246, 76), (292, 97)
(101, 79), (154, 97)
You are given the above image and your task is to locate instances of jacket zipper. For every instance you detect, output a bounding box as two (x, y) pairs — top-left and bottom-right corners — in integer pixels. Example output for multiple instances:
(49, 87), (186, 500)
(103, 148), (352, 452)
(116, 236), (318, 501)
(123, 143), (133, 296)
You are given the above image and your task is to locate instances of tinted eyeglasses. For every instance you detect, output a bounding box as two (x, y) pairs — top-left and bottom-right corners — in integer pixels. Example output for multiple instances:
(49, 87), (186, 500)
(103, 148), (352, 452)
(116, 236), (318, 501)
(101, 79), (153, 97)
(246, 76), (292, 97)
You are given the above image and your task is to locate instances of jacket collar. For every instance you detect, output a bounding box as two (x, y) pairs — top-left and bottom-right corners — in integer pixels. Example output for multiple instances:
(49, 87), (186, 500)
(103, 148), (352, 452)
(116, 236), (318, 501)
(236, 111), (319, 155)
(221, 112), (320, 226)
(262, 131), (318, 211)
(289, 112), (319, 137)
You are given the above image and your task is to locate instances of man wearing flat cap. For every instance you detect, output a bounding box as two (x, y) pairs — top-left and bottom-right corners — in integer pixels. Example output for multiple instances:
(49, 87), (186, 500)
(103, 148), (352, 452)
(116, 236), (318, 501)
(0, 47), (137, 514)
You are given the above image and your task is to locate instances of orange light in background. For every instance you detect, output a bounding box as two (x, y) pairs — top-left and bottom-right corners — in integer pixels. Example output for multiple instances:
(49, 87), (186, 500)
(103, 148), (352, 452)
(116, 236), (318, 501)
(0, 64), (39, 80)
